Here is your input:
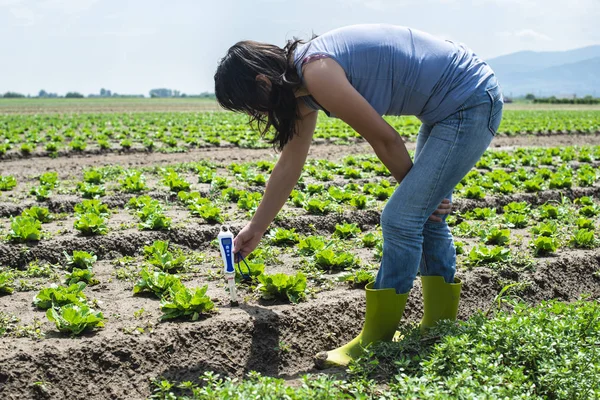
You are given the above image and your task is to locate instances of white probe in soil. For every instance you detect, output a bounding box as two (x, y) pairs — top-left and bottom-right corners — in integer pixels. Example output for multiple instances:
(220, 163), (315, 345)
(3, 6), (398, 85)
(218, 225), (239, 306)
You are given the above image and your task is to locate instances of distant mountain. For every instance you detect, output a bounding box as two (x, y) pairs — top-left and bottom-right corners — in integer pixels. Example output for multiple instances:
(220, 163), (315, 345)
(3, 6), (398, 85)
(486, 45), (600, 97)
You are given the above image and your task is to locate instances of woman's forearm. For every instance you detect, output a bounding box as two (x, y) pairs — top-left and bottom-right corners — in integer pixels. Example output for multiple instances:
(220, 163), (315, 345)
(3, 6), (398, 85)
(372, 135), (413, 184)
(249, 160), (302, 233)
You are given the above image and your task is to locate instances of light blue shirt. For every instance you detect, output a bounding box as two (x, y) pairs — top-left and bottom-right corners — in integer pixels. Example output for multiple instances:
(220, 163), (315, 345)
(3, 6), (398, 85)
(294, 24), (494, 124)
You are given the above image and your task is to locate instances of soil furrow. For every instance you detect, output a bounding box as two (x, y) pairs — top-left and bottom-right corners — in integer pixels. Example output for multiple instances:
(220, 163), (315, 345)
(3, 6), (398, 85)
(1, 250), (598, 400)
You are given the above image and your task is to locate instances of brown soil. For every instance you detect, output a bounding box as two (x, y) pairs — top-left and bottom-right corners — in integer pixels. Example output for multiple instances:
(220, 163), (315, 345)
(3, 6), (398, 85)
(2, 134), (600, 400)
(1, 248), (598, 400)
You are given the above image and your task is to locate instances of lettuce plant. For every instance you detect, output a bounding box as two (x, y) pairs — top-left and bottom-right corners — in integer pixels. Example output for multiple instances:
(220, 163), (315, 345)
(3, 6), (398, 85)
(258, 272), (307, 303)
(570, 229), (596, 249)
(237, 191), (262, 211)
(178, 191), (210, 206)
(133, 267), (184, 298)
(503, 201), (530, 214)
(454, 240), (465, 255)
(221, 187), (243, 202)
(211, 176), (229, 190)
(46, 303), (104, 335)
(120, 171), (147, 193)
(361, 231), (382, 248)
(290, 190), (307, 207)
(548, 173), (572, 189)
(78, 182), (106, 199)
(538, 204), (559, 220)
(30, 185), (51, 201)
(482, 227), (510, 246)
(0, 175), (17, 191)
(339, 269), (374, 288)
(161, 170), (190, 192)
(467, 245), (511, 266)
(160, 285), (215, 321)
(8, 216), (42, 242)
(97, 138), (110, 149)
(21, 206), (52, 223)
(304, 197), (334, 215)
(235, 262), (265, 283)
(64, 250), (97, 271)
(314, 249), (359, 270)
(523, 178), (543, 192)
(21, 143), (35, 154)
(531, 236), (559, 256)
(144, 241), (186, 272)
(267, 228), (300, 246)
(297, 236), (327, 255)
(530, 221), (558, 237)
(576, 218), (595, 230)
(74, 213), (108, 235)
(196, 165), (216, 183)
(69, 139), (87, 151)
(0, 272), (14, 295)
(120, 139), (132, 149)
(463, 207), (496, 221)
(64, 268), (99, 286)
(371, 185), (394, 200)
(579, 205), (599, 217)
(187, 202), (223, 224)
(334, 222), (361, 239)
(350, 195), (369, 209)
(127, 195), (155, 210)
(74, 199), (110, 217)
(306, 184), (324, 195)
(33, 282), (87, 309)
(504, 213), (528, 228)
(575, 196), (594, 206)
(83, 168), (104, 184)
(137, 204), (171, 230)
(327, 186), (353, 203)
(463, 185), (485, 199)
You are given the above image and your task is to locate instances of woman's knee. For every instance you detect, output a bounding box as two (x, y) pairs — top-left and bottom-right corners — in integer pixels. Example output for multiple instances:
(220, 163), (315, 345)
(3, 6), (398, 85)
(381, 206), (425, 238)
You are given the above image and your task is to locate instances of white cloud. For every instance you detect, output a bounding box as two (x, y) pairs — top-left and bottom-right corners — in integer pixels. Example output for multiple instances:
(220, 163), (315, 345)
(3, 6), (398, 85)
(497, 29), (552, 41)
(0, 0), (22, 6)
(8, 6), (35, 26)
(38, 0), (99, 14)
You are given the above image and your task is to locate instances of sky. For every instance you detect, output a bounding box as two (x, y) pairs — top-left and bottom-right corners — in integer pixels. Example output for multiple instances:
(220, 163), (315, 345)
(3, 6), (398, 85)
(1, 0), (599, 96)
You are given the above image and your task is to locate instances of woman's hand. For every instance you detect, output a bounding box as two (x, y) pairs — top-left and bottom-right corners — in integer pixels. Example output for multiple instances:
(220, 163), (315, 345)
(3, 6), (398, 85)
(233, 223), (264, 262)
(428, 198), (452, 222)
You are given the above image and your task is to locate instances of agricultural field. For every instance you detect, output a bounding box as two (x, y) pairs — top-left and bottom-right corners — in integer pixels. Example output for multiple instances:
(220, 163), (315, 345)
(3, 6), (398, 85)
(0, 101), (599, 399)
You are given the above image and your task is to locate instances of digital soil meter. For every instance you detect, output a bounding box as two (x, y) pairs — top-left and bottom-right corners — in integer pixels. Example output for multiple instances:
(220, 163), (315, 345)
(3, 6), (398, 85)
(218, 225), (238, 305)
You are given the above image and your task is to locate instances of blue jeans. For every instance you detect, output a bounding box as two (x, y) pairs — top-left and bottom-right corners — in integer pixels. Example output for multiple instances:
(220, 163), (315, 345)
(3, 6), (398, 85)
(374, 76), (504, 294)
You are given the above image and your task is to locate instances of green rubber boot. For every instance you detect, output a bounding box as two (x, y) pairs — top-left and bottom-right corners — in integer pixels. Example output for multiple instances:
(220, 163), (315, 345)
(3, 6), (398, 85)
(314, 282), (409, 369)
(420, 276), (462, 332)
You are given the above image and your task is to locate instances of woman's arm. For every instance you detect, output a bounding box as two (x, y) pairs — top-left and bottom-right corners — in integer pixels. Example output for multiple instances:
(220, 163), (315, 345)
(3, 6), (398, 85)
(302, 58), (451, 221)
(233, 102), (318, 258)
(302, 58), (413, 184)
(249, 104), (318, 232)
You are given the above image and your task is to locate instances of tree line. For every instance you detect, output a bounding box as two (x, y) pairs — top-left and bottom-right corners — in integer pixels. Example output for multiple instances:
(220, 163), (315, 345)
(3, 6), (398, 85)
(2, 88), (215, 99)
(525, 94), (600, 104)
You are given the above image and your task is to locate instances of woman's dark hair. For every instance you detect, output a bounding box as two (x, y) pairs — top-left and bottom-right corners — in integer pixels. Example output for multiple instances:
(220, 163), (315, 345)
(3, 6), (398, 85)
(214, 34), (317, 151)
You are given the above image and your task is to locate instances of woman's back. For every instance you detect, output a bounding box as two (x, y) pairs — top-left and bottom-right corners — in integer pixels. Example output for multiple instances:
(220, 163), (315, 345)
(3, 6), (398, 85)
(294, 24), (493, 124)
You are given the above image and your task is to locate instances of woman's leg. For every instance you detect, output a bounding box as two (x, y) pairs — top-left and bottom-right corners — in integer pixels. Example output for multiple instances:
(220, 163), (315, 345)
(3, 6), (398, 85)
(413, 124), (456, 283)
(375, 82), (503, 294)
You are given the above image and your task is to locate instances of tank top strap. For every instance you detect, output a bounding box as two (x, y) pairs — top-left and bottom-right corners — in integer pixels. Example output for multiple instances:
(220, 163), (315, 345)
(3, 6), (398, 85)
(301, 53), (331, 66)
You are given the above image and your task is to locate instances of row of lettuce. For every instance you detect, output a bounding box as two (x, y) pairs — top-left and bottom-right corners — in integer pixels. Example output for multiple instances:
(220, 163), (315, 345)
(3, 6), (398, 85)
(0, 110), (599, 155)
(2, 146), (600, 231)
(2, 192), (600, 336)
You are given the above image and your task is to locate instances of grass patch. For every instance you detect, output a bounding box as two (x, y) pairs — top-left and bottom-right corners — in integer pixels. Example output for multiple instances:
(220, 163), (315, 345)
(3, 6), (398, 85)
(150, 298), (600, 399)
